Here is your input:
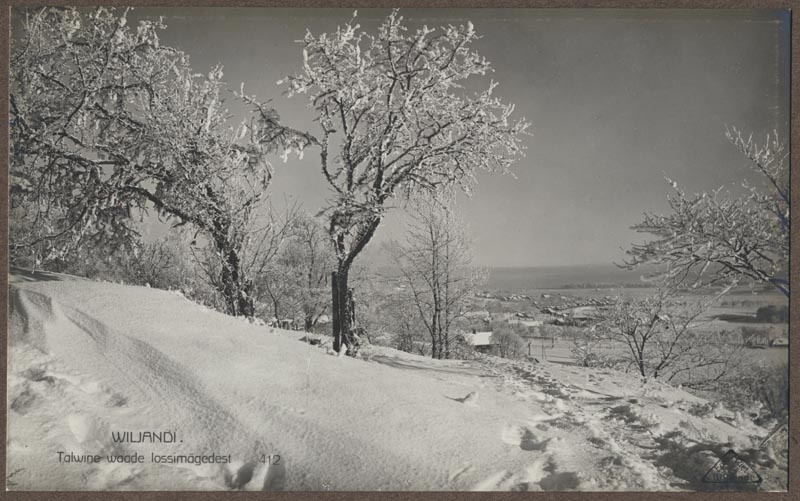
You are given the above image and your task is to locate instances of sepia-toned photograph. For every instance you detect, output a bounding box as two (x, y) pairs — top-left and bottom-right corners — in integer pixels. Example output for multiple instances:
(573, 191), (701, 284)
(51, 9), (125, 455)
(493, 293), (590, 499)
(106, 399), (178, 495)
(6, 5), (791, 492)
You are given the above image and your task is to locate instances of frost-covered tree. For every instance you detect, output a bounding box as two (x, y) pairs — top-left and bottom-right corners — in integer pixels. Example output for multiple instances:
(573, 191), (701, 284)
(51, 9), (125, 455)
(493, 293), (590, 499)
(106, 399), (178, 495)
(11, 7), (310, 316)
(388, 192), (485, 359)
(625, 128), (789, 297)
(566, 327), (604, 368)
(382, 292), (430, 356)
(252, 210), (333, 329)
(597, 283), (744, 387)
(122, 233), (189, 290)
(286, 213), (336, 331)
(193, 202), (300, 318)
(282, 10), (530, 354)
(490, 326), (526, 360)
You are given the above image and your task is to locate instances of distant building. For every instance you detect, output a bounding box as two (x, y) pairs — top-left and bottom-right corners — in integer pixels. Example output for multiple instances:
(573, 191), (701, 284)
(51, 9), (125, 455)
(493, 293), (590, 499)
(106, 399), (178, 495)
(462, 310), (491, 324)
(464, 330), (495, 353)
(565, 306), (600, 320)
(507, 318), (543, 328)
(744, 335), (768, 348)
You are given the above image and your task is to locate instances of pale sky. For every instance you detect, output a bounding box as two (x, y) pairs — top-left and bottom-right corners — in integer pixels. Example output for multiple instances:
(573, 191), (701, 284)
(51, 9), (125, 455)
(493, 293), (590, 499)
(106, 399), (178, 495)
(125, 8), (790, 267)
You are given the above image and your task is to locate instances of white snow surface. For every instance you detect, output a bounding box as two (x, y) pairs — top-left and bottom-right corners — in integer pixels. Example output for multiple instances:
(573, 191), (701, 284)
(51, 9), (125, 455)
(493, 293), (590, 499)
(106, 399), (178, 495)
(6, 275), (784, 491)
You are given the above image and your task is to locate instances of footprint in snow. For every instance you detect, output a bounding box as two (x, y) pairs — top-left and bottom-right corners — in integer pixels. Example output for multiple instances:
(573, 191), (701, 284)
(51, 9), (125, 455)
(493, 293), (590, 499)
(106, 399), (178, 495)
(263, 460), (286, 491)
(227, 461), (257, 489)
(449, 391), (479, 406)
(471, 470), (516, 491)
(448, 464), (475, 483)
(22, 366), (56, 384)
(539, 470), (581, 490)
(519, 428), (550, 451)
(502, 425), (550, 452)
(10, 387), (37, 415)
(106, 392), (128, 408)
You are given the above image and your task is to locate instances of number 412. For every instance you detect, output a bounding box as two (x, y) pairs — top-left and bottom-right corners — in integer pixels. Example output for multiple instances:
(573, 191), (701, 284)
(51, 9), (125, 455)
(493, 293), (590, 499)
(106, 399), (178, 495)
(259, 454), (281, 465)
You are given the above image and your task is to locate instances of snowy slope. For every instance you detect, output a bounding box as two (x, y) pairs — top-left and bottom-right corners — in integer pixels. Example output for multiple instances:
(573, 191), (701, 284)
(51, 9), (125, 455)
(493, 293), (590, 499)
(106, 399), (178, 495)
(6, 276), (786, 491)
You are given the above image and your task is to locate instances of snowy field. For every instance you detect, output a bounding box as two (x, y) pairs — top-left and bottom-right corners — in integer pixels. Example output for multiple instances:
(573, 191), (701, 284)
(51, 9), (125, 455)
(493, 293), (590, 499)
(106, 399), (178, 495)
(7, 273), (787, 491)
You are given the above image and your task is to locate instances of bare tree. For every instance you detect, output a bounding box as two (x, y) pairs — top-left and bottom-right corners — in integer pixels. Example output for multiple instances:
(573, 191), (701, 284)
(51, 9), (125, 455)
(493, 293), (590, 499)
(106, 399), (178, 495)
(386, 296), (430, 356)
(10, 7), (311, 316)
(191, 201), (301, 318)
(281, 10), (530, 354)
(341, 276), (411, 349)
(287, 213), (335, 331)
(566, 327), (604, 367)
(625, 128), (789, 297)
(388, 192), (485, 359)
(240, 211), (334, 329)
(123, 235), (184, 290)
(490, 326), (526, 359)
(597, 283), (745, 387)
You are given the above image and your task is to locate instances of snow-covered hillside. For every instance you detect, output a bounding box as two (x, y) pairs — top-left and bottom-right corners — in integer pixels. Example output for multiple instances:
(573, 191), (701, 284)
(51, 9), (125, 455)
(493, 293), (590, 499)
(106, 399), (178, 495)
(6, 275), (786, 491)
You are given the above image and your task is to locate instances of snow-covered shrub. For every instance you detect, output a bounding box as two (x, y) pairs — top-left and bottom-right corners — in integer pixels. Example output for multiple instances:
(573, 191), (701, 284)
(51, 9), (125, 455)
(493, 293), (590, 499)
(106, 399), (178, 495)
(686, 401), (717, 419)
(565, 327), (604, 367)
(490, 326), (526, 360)
(714, 362), (788, 424)
(118, 235), (196, 291)
(448, 334), (482, 361)
(755, 304), (789, 324)
(597, 283), (746, 387)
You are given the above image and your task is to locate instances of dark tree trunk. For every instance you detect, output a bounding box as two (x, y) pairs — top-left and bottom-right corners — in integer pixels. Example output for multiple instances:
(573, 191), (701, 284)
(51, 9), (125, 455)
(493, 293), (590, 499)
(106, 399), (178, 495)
(331, 269), (359, 355)
(215, 233), (254, 318)
(331, 270), (340, 346)
(270, 295), (281, 324)
(328, 218), (381, 356)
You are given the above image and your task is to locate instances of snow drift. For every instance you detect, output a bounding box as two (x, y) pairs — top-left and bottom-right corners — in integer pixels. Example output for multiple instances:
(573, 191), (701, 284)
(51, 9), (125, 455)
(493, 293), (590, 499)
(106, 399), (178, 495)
(6, 276), (785, 491)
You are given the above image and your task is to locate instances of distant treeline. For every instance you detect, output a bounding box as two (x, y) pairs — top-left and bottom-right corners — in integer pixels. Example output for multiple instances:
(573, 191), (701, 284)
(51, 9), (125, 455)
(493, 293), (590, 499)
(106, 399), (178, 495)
(556, 283), (655, 290)
(756, 305), (789, 324)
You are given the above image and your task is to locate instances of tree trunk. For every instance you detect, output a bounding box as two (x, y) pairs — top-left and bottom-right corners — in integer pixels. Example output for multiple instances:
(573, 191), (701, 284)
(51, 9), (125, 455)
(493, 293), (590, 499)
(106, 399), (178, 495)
(329, 217), (381, 355)
(212, 218), (254, 319)
(429, 309), (438, 359)
(219, 246), (254, 318)
(271, 295), (281, 323)
(331, 271), (340, 347)
(331, 269), (358, 355)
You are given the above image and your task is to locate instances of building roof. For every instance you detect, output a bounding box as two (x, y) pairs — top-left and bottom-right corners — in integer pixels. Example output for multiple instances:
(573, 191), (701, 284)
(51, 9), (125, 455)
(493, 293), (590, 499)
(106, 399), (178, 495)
(463, 310), (491, 318)
(508, 319), (543, 327)
(464, 331), (494, 347)
(566, 306), (601, 320)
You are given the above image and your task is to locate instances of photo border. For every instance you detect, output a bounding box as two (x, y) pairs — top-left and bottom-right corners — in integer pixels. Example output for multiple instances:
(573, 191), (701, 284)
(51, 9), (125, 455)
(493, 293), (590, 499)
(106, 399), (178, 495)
(0, 0), (795, 499)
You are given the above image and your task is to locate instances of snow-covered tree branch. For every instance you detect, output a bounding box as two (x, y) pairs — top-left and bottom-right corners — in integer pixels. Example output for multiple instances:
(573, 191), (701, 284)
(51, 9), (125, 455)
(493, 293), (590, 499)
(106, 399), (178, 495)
(624, 128), (789, 297)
